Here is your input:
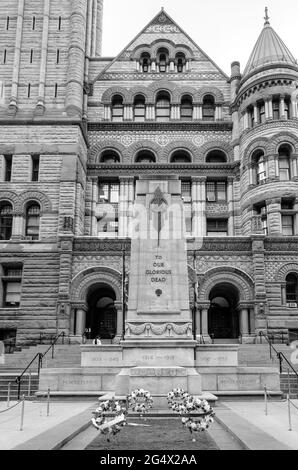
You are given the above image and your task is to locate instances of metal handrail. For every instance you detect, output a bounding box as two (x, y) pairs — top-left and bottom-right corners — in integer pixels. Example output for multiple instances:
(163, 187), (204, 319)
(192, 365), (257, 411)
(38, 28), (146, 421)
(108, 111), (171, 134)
(15, 353), (43, 400)
(15, 331), (66, 400)
(277, 351), (298, 379)
(259, 331), (298, 382)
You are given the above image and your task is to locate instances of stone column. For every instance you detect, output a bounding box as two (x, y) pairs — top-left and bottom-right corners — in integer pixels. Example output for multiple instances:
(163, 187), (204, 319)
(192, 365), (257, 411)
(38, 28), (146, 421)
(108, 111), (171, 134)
(119, 178), (126, 237)
(95, 0), (103, 57)
(69, 307), (76, 335)
(114, 301), (123, 341)
(191, 177), (206, 238)
(35, 0), (50, 115)
(193, 104), (202, 120)
(91, 0), (97, 57)
(267, 98), (273, 119)
(253, 104), (259, 124)
(275, 154), (279, 178)
(151, 60), (156, 72)
(65, 0), (87, 117)
(291, 98), (298, 119)
(11, 213), (24, 240)
(104, 105), (111, 120)
(146, 104), (155, 121)
(243, 111), (249, 129)
(215, 105), (222, 120)
(9, 0), (25, 114)
(280, 95), (286, 118)
(240, 308), (249, 335)
(200, 304), (211, 343)
(127, 177), (134, 238)
(227, 177), (234, 236)
(264, 99), (270, 119)
(292, 155), (298, 178)
(171, 104), (180, 120)
(281, 283), (287, 305)
(195, 308), (201, 340)
(169, 60), (175, 72)
(75, 308), (86, 336)
(91, 178), (98, 236)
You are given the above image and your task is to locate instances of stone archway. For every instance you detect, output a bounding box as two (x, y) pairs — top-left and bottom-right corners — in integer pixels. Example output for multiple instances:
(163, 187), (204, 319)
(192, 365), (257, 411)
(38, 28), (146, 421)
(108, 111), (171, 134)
(208, 283), (240, 340)
(70, 267), (123, 341)
(86, 283), (117, 340)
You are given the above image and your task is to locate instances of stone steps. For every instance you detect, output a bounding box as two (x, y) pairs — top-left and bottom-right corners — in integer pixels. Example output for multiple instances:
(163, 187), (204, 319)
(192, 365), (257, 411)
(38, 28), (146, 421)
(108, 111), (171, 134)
(0, 374), (39, 400)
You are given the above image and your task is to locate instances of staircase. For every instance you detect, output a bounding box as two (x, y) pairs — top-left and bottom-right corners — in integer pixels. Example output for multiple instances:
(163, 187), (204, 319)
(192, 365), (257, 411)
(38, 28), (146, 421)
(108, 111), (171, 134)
(0, 343), (81, 400)
(280, 373), (298, 398)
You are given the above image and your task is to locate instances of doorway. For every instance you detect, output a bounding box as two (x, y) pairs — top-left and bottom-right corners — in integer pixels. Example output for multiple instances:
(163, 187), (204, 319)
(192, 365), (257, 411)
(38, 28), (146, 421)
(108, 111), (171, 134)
(208, 283), (239, 339)
(86, 285), (117, 340)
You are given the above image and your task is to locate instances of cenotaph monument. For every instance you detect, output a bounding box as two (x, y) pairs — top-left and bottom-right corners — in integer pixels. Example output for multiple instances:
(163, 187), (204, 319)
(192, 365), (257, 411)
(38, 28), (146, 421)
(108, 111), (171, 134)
(115, 176), (202, 396)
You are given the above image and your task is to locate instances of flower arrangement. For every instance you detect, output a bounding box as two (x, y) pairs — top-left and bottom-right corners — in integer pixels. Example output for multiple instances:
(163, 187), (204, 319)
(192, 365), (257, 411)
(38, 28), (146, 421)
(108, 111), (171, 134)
(91, 397), (127, 439)
(167, 388), (192, 414)
(180, 397), (215, 434)
(127, 388), (153, 414)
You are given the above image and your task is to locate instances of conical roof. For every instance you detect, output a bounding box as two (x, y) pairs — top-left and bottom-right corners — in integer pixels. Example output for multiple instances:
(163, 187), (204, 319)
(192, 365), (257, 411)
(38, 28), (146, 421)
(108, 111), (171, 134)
(243, 13), (297, 76)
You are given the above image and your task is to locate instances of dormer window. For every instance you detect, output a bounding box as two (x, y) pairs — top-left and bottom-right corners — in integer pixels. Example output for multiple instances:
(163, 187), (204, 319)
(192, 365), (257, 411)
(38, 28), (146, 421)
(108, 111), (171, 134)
(140, 52), (150, 73)
(176, 52), (186, 73)
(157, 48), (169, 73)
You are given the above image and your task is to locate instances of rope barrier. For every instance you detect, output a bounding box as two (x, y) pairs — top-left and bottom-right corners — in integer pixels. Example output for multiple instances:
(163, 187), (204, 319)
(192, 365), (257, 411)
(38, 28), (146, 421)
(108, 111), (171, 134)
(0, 400), (22, 414)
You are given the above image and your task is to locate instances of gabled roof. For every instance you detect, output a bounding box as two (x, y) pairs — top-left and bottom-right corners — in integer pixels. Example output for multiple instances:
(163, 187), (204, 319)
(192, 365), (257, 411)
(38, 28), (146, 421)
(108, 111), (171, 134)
(243, 13), (297, 76)
(92, 8), (228, 83)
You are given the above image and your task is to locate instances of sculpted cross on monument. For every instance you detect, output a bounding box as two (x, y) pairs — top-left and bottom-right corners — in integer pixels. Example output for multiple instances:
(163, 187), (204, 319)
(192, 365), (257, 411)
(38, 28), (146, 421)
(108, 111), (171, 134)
(150, 186), (168, 246)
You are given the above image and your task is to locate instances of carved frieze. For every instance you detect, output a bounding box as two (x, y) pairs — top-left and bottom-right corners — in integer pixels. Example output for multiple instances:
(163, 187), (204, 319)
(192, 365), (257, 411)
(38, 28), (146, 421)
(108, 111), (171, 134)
(125, 322), (193, 337)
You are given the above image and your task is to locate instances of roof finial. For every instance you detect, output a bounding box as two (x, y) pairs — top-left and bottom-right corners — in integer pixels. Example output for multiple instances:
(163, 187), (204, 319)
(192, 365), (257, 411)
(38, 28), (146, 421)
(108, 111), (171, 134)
(264, 6), (270, 25)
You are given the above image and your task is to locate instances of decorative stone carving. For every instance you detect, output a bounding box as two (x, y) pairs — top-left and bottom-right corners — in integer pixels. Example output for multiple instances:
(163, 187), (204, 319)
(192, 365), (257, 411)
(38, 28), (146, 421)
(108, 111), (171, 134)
(63, 217), (74, 232)
(125, 322), (193, 337)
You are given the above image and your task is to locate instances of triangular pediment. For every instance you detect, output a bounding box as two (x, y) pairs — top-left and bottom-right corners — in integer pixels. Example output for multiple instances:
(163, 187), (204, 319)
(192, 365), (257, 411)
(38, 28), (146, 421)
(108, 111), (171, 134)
(92, 9), (228, 82)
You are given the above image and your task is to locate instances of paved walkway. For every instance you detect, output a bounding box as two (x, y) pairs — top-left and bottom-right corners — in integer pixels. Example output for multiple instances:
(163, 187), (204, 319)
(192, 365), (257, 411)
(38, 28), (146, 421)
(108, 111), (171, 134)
(218, 399), (298, 450)
(0, 399), (298, 450)
(0, 400), (94, 450)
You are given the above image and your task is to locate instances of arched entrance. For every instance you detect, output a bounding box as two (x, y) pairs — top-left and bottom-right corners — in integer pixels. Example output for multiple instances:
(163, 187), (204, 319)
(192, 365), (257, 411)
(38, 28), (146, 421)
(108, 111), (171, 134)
(208, 283), (240, 339)
(86, 284), (117, 339)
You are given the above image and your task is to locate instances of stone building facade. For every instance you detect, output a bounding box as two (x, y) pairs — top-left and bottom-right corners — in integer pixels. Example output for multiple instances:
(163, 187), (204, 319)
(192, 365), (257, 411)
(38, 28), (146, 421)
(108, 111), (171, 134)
(0, 2), (298, 346)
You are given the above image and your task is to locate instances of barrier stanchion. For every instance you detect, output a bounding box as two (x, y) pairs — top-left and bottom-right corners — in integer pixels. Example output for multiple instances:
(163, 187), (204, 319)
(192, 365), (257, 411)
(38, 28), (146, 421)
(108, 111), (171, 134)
(264, 386), (268, 416)
(47, 388), (50, 417)
(20, 395), (25, 431)
(28, 372), (31, 397)
(287, 368), (291, 397)
(7, 382), (11, 409)
(287, 394), (292, 431)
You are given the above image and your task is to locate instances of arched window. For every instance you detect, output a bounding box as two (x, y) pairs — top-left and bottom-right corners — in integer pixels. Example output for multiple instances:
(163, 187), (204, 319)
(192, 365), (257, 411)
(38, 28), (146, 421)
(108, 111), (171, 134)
(206, 150), (227, 163)
(133, 95), (146, 122)
(155, 91), (171, 122)
(247, 106), (254, 127)
(140, 53), (150, 73)
(252, 150), (266, 184)
(0, 202), (13, 240)
(100, 150), (120, 164)
(135, 150), (155, 163)
(284, 97), (291, 119)
(272, 97), (280, 120)
(257, 100), (265, 123)
(111, 94), (124, 122)
(157, 48), (169, 73)
(176, 53), (186, 73)
(180, 95), (193, 121)
(25, 203), (40, 240)
(202, 94), (215, 121)
(278, 145), (291, 181)
(286, 273), (298, 303)
(171, 150), (191, 163)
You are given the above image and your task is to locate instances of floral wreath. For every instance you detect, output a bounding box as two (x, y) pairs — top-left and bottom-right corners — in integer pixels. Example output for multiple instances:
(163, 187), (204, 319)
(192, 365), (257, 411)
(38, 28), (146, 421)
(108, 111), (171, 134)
(167, 388), (192, 414)
(127, 388), (153, 414)
(91, 397), (127, 439)
(181, 397), (215, 434)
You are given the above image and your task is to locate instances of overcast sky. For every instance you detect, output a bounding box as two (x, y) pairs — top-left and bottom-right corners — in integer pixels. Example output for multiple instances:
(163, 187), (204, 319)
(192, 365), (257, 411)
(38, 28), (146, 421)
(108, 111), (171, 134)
(101, 0), (298, 75)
